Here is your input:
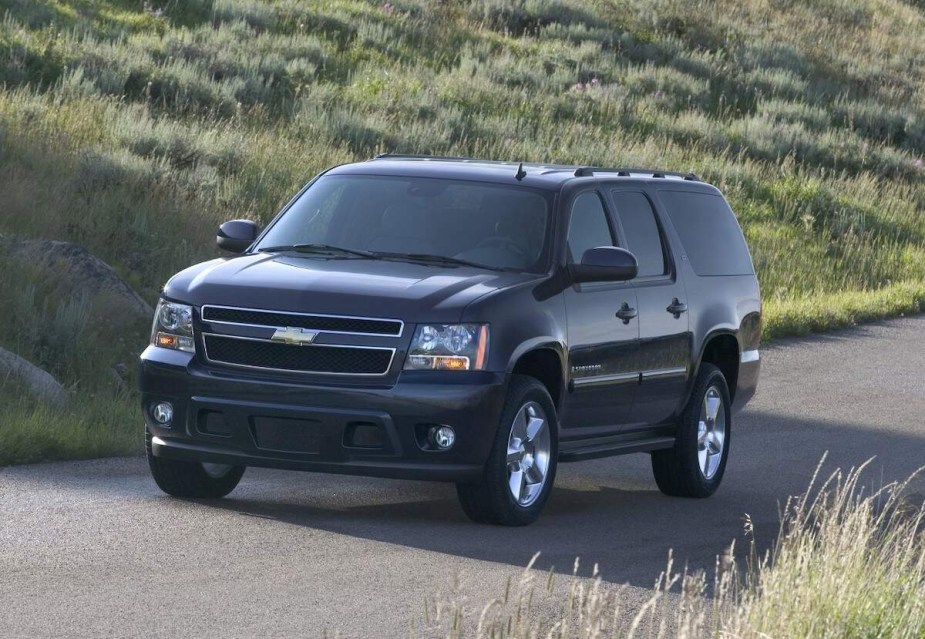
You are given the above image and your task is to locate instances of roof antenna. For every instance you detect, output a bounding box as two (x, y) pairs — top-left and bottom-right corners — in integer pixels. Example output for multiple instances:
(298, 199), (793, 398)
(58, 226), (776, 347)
(514, 162), (527, 181)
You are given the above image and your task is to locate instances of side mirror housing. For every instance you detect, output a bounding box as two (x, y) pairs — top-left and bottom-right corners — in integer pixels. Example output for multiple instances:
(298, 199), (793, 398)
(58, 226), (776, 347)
(217, 219), (259, 253)
(569, 246), (638, 284)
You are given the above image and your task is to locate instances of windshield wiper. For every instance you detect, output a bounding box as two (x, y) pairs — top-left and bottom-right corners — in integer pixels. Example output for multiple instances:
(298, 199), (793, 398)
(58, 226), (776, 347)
(257, 243), (376, 258)
(371, 251), (509, 271)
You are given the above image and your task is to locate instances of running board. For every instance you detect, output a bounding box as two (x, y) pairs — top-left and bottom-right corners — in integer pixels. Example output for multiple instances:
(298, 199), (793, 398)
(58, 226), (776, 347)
(558, 431), (676, 462)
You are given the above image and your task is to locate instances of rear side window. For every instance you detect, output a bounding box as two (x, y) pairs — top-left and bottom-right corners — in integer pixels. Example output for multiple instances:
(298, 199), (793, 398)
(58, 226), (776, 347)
(658, 190), (754, 276)
(611, 191), (667, 278)
(567, 192), (614, 262)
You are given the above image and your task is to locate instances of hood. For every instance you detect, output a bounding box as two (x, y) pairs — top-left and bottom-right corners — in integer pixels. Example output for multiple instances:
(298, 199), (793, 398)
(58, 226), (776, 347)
(163, 253), (541, 322)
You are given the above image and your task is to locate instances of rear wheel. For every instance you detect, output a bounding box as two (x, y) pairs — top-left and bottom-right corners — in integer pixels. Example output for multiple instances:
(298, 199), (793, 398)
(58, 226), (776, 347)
(457, 376), (558, 526)
(145, 431), (246, 498)
(651, 363), (730, 497)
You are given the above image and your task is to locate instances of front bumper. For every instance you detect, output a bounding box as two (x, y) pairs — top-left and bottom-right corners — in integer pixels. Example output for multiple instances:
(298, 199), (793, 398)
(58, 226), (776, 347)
(139, 346), (507, 482)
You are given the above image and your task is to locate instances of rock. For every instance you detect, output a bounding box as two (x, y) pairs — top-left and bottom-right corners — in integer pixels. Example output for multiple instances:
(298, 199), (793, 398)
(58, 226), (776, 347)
(0, 347), (70, 408)
(9, 240), (154, 322)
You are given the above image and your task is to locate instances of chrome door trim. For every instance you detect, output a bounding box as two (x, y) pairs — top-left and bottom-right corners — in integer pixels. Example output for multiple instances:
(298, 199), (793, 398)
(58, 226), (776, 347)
(640, 367), (688, 381)
(572, 372), (640, 388)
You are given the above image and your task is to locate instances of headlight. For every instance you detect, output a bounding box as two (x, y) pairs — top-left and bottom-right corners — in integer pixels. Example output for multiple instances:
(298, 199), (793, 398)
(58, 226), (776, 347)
(405, 324), (489, 371)
(151, 300), (195, 353)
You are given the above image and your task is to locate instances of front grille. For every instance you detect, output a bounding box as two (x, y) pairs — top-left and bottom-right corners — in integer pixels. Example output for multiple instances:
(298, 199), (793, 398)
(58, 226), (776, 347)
(201, 306), (402, 336)
(203, 335), (393, 375)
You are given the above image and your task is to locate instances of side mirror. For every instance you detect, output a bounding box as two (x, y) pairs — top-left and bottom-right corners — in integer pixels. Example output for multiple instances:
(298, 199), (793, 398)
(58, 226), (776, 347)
(570, 246), (638, 284)
(217, 219), (259, 253)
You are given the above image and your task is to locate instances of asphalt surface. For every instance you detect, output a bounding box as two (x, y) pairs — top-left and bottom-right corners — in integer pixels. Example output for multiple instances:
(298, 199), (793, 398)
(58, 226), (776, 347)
(2, 316), (924, 638)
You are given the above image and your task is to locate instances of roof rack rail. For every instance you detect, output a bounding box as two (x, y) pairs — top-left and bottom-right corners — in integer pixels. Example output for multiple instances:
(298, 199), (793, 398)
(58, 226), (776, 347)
(373, 153), (485, 162)
(573, 167), (700, 181)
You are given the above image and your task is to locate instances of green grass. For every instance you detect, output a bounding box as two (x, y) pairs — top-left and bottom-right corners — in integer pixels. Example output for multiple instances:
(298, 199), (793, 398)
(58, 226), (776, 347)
(418, 460), (925, 638)
(0, 393), (138, 465)
(0, 0), (924, 464)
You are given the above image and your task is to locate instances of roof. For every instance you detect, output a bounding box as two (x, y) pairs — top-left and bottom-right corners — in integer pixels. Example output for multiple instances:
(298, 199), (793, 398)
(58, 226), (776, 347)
(324, 155), (717, 192)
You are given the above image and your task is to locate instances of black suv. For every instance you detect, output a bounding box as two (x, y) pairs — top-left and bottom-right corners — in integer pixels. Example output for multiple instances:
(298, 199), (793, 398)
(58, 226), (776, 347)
(140, 155), (761, 526)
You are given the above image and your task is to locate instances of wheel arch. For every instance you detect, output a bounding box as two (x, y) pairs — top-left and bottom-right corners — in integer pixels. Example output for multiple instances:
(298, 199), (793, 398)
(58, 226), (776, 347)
(694, 330), (741, 402)
(507, 341), (568, 414)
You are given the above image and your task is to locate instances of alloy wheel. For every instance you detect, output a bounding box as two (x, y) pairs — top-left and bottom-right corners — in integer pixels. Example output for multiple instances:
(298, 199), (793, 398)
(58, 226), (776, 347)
(697, 386), (726, 480)
(506, 401), (551, 506)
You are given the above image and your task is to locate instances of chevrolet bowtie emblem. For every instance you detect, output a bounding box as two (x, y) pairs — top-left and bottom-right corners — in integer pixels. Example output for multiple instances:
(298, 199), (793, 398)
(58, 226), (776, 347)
(270, 327), (319, 345)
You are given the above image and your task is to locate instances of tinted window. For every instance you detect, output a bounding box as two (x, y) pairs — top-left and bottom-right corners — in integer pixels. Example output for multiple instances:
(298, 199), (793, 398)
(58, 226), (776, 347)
(611, 191), (667, 278)
(658, 190), (754, 276)
(255, 175), (552, 273)
(567, 192), (613, 262)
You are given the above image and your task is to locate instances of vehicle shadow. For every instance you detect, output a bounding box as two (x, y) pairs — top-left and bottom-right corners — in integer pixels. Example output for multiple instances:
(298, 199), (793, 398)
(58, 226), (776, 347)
(198, 409), (925, 589)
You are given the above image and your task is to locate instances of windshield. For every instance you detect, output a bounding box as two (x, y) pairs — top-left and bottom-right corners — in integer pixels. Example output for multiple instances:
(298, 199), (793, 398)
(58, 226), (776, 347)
(254, 175), (553, 273)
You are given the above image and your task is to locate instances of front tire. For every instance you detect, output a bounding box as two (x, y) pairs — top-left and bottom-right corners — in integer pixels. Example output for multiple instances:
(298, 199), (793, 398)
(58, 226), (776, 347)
(457, 375), (558, 526)
(651, 363), (731, 498)
(145, 430), (246, 498)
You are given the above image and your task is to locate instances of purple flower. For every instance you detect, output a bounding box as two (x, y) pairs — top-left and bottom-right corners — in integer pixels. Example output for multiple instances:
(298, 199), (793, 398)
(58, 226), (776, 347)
(653, 90), (664, 99)
(590, 77), (600, 86)
(382, 2), (392, 10)
(915, 158), (923, 171)
(572, 82), (585, 91)
(862, 142), (870, 153)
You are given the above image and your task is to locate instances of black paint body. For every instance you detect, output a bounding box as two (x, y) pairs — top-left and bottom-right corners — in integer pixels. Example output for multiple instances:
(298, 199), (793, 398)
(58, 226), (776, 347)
(140, 158), (761, 480)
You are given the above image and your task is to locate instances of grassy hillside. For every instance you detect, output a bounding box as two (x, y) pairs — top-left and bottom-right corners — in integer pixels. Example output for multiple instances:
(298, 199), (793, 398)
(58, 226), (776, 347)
(1, 0), (924, 463)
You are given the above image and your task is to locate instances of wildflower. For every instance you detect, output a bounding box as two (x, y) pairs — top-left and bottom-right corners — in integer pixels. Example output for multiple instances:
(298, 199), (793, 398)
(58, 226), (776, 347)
(654, 90), (664, 99)
(572, 82), (585, 91)
(590, 78), (600, 87)
(383, 2), (393, 11)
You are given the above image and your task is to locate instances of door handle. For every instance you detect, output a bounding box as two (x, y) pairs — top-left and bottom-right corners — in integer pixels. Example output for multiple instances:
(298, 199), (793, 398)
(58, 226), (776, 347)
(616, 303), (638, 324)
(666, 298), (688, 318)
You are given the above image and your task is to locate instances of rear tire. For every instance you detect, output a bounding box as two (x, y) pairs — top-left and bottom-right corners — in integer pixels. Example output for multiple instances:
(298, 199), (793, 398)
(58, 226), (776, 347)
(651, 363), (730, 498)
(145, 430), (245, 498)
(457, 375), (558, 526)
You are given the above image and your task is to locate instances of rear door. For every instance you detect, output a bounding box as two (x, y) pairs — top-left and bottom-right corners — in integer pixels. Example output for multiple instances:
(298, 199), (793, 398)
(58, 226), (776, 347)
(560, 190), (640, 433)
(608, 188), (692, 427)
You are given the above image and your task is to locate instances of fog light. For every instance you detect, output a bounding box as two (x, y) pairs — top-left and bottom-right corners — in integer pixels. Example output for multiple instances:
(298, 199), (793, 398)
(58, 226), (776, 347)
(431, 425), (455, 450)
(152, 402), (173, 426)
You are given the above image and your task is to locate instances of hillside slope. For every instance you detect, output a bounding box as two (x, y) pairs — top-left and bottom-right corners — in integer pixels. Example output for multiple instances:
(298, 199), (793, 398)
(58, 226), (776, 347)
(1, 0), (924, 462)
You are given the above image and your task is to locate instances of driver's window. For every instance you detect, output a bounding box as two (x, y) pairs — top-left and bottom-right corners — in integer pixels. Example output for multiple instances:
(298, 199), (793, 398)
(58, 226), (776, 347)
(567, 192), (614, 263)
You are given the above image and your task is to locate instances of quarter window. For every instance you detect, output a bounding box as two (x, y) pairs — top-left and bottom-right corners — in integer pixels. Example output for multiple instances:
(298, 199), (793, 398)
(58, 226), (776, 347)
(611, 191), (668, 278)
(567, 192), (614, 262)
(658, 190), (754, 276)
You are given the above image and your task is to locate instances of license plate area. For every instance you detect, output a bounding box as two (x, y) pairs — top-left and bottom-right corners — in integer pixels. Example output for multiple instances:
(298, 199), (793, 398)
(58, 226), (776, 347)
(250, 416), (323, 454)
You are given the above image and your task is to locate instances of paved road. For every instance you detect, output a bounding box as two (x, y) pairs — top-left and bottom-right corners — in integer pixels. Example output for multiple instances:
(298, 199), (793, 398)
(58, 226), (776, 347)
(2, 316), (924, 638)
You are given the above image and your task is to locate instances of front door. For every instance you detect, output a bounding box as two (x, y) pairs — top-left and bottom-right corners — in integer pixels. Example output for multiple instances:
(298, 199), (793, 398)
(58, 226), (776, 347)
(560, 190), (640, 434)
(609, 188), (691, 427)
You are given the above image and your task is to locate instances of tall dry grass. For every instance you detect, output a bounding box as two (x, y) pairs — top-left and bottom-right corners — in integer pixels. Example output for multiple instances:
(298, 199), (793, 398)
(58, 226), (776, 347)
(416, 458), (925, 638)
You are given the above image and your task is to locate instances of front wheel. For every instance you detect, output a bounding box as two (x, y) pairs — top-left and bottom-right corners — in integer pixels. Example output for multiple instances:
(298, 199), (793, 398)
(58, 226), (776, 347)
(651, 363), (731, 498)
(456, 375), (558, 526)
(145, 431), (246, 498)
